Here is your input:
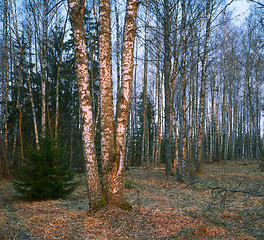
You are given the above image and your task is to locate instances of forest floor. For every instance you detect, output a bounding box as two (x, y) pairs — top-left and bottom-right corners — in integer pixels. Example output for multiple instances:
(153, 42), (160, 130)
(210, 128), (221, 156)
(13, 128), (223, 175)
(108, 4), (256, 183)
(0, 160), (263, 239)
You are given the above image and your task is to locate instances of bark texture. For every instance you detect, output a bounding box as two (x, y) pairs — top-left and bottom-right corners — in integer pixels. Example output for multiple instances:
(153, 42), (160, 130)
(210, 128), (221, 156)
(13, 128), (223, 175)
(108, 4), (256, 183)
(99, 0), (115, 202)
(68, 0), (102, 210)
(113, 0), (139, 205)
(198, 0), (212, 164)
(69, 0), (138, 208)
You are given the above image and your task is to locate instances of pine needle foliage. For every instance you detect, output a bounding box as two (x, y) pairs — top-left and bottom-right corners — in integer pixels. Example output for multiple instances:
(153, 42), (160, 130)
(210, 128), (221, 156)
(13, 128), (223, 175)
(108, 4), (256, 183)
(13, 137), (79, 201)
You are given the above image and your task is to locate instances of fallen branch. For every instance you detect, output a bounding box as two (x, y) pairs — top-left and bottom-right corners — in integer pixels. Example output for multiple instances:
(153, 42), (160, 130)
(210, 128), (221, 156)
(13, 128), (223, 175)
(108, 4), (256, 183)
(190, 179), (264, 198)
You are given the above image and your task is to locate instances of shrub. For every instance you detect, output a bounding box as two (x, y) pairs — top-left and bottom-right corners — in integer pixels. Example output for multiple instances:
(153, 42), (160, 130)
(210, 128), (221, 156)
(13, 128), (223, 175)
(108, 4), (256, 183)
(13, 137), (79, 201)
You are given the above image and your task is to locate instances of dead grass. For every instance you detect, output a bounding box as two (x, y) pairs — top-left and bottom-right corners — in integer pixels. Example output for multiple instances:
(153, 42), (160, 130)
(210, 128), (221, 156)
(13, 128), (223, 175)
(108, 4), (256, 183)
(0, 160), (263, 239)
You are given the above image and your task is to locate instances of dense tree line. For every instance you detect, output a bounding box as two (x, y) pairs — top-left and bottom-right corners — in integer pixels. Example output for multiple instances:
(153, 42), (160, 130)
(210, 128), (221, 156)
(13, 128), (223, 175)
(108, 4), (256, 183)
(126, 0), (264, 180)
(0, 0), (263, 205)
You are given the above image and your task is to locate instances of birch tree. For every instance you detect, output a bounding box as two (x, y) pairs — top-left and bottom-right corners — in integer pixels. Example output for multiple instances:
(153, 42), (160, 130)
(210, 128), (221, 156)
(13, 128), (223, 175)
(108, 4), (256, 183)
(101, 0), (139, 206)
(68, 0), (103, 210)
(69, 0), (138, 209)
(197, 0), (213, 165)
(141, 3), (149, 166)
(99, 0), (116, 203)
(179, 0), (187, 181)
(163, 0), (173, 175)
(40, 0), (48, 137)
(2, 0), (8, 160)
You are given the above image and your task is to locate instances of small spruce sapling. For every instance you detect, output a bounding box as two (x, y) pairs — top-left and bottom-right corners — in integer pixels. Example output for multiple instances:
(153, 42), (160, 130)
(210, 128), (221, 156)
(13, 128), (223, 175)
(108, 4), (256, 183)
(13, 137), (79, 201)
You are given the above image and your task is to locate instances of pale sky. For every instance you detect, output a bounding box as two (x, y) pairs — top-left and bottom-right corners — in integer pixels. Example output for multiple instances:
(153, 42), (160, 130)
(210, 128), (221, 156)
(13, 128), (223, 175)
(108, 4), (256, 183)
(229, 0), (252, 25)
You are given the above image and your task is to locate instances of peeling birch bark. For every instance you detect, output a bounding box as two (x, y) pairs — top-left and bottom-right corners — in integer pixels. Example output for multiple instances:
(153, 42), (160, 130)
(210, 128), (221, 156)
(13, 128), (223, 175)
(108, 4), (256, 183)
(69, 0), (138, 208)
(99, 0), (115, 202)
(68, 0), (102, 210)
(113, 0), (139, 205)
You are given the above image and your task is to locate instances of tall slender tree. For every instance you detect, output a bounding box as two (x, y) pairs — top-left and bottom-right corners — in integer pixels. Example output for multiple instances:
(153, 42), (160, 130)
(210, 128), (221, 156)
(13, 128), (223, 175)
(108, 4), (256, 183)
(68, 0), (103, 210)
(103, 0), (139, 205)
(98, 0), (116, 203)
(69, 0), (138, 209)
(163, 0), (173, 175)
(197, 0), (213, 165)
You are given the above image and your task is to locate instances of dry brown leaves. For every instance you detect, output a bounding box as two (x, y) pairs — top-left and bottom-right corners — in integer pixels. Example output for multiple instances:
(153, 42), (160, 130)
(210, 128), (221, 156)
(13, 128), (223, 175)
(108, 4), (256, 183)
(0, 160), (263, 239)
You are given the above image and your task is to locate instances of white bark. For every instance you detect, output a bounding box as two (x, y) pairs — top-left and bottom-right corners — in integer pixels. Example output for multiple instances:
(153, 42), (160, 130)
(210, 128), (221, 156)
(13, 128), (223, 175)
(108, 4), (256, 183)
(113, 0), (139, 203)
(99, 0), (115, 201)
(68, 0), (102, 210)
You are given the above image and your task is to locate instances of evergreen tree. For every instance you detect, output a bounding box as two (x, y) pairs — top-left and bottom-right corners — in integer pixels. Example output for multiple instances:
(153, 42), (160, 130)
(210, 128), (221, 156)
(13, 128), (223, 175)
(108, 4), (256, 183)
(13, 137), (79, 201)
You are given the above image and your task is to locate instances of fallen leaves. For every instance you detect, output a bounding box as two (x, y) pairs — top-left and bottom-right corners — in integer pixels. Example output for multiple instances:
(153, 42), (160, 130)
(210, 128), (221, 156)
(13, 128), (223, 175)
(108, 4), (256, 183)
(0, 160), (263, 239)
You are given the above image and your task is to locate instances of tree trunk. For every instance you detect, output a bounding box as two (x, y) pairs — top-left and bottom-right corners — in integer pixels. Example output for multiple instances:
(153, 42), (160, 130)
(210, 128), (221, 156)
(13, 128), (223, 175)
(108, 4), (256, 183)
(163, 0), (172, 175)
(141, 6), (149, 166)
(115, 1), (121, 94)
(18, 61), (24, 159)
(55, 13), (68, 139)
(113, 0), (139, 205)
(198, 0), (212, 164)
(68, 0), (102, 210)
(40, 0), (48, 138)
(9, 0), (40, 149)
(99, 0), (116, 203)
(210, 72), (215, 162)
(180, 0), (187, 181)
(132, 37), (138, 166)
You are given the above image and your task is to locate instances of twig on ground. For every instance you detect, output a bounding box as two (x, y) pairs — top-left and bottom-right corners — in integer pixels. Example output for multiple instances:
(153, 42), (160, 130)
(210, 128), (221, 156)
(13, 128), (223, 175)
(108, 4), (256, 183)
(189, 179), (264, 198)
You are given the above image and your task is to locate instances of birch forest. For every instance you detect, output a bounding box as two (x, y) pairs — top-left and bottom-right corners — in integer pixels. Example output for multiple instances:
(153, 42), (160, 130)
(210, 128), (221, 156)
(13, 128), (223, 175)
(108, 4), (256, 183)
(0, 0), (264, 239)
(1, 0), (263, 178)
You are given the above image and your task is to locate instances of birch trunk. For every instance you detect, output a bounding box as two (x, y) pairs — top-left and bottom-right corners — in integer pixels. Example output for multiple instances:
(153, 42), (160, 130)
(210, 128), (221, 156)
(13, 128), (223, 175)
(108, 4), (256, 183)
(180, 0), (187, 181)
(222, 63), (227, 161)
(132, 37), (138, 166)
(141, 6), (149, 166)
(98, 0), (116, 202)
(113, 0), (138, 205)
(40, 0), (48, 137)
(173, 107), (179, 177)
(210, 73), (215, 162)
(68, 0), (102, 210)
(198, 0), (212, 164)
(69, 0), (138, 208)
(152, 50), (161, 168)
(1, 1), (9, 173)
(115, 1), (121, 93)
(2, 0), (8, 160)
(163, 0), (172, 175)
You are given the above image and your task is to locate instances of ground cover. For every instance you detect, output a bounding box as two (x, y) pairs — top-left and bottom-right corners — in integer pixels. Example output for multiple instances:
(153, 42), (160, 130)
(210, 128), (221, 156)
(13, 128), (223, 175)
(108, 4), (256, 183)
(0, 160), (263, 239)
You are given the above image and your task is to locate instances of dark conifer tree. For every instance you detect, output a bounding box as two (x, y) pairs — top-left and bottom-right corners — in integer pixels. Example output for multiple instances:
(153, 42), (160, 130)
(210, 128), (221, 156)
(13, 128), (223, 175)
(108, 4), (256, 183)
(13, 137), (79, 200)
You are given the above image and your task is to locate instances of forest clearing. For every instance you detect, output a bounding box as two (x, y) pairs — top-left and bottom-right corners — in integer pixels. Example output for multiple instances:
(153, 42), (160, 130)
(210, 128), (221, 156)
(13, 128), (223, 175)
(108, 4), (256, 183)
(0, 160), (263, 240)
